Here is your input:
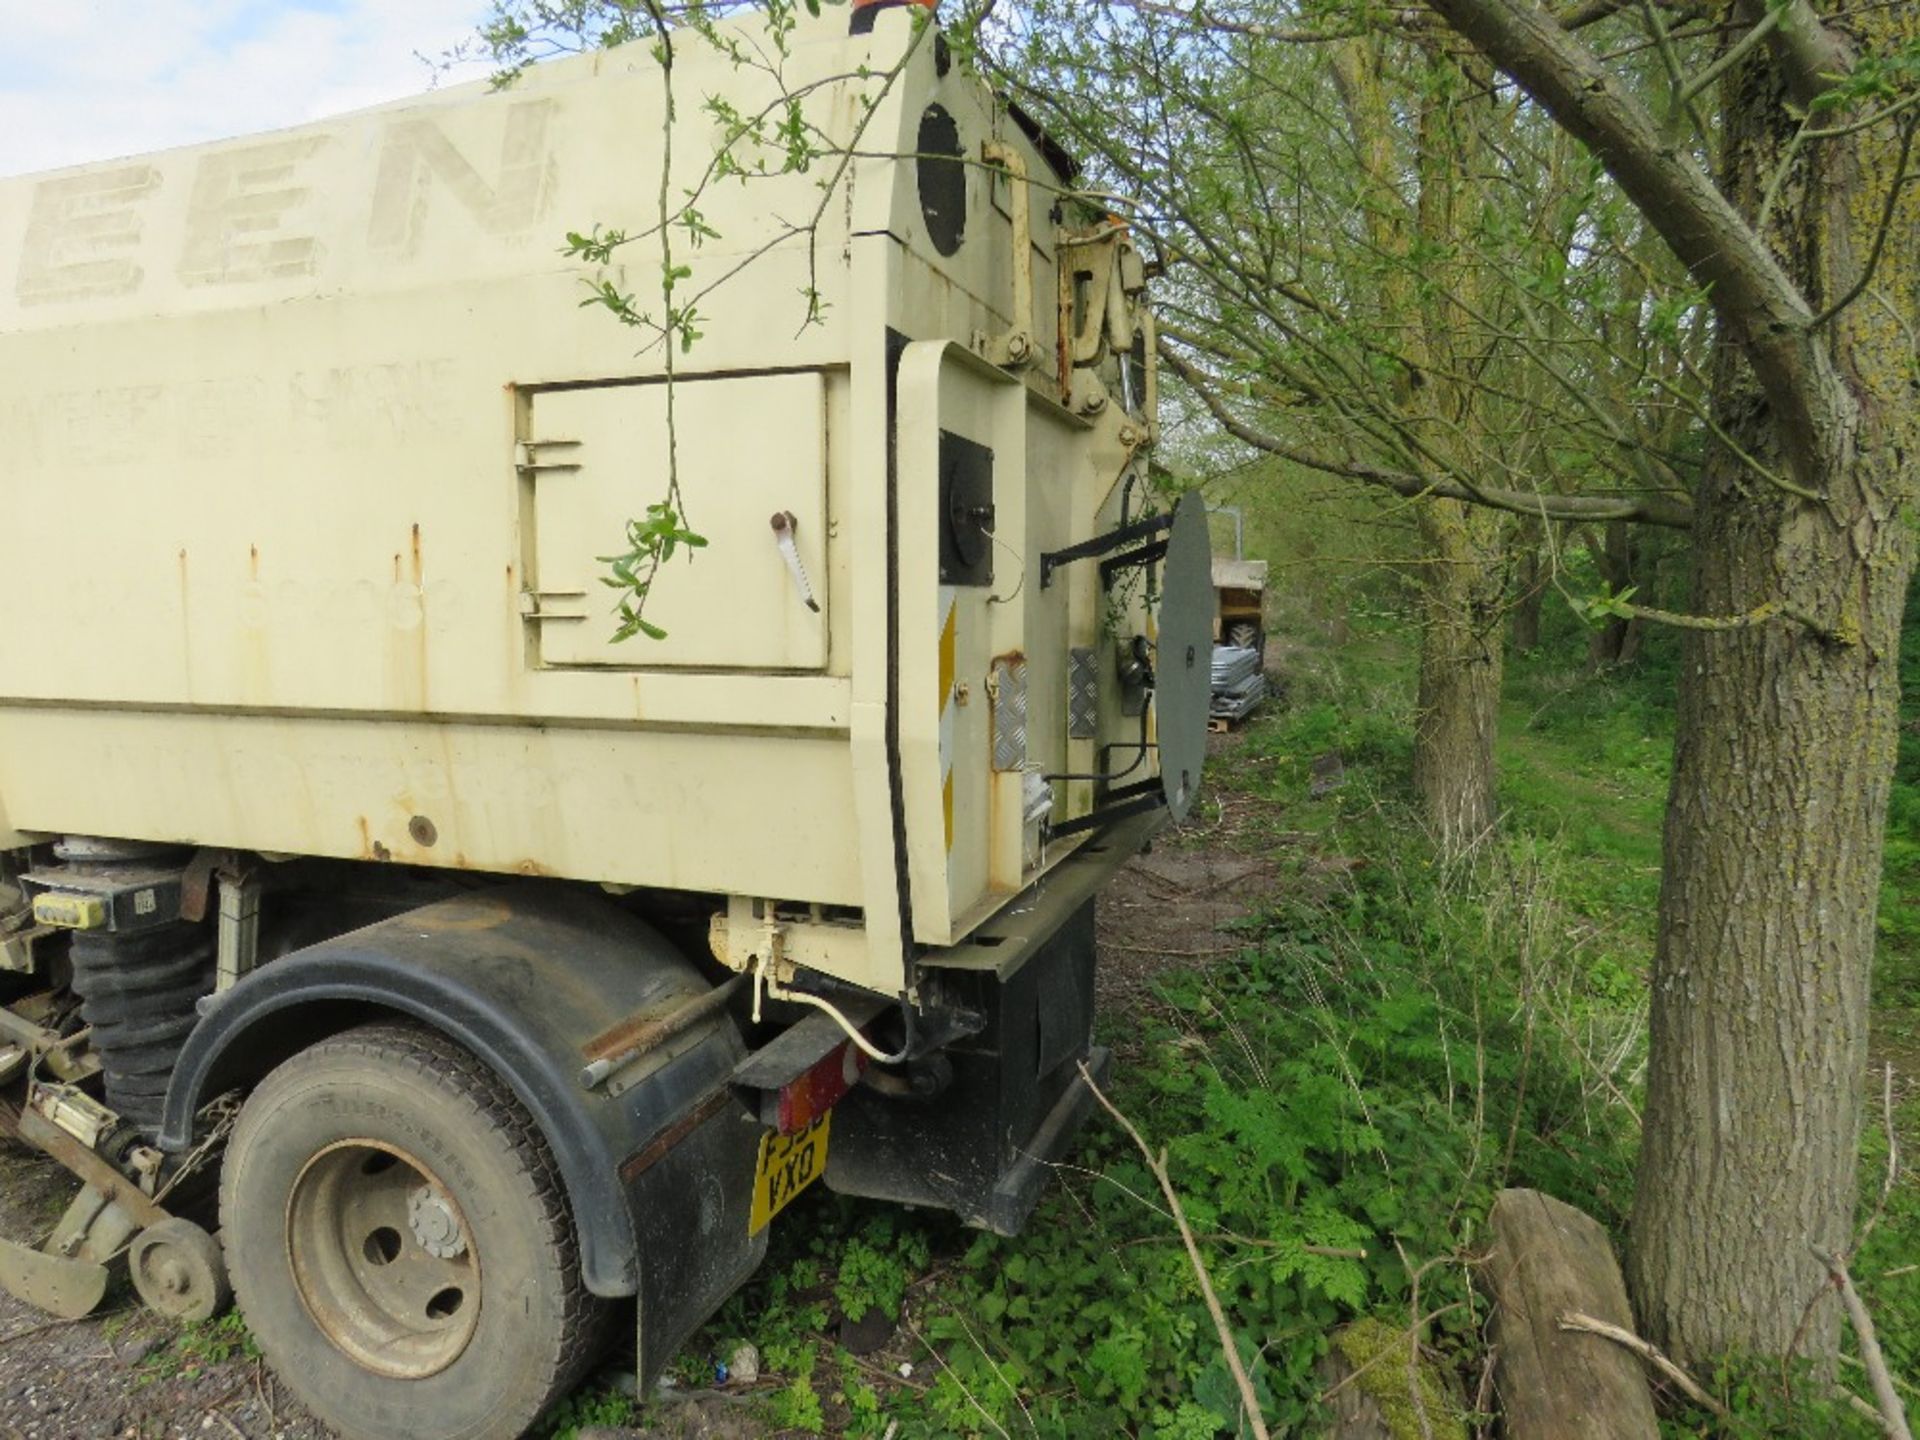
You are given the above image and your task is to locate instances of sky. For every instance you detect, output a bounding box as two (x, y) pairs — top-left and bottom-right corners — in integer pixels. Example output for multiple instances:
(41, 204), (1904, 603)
(0, 0), (495, 179)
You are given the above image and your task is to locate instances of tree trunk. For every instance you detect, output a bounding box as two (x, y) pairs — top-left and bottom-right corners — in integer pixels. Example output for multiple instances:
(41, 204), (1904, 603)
(1627, 426), (1911, 1363)
(1329, 41), (1510, 853)
(1627, 20), (1920, 1360)
(1413, 497), (1505, 849)
(1511, 519), (1545, 652)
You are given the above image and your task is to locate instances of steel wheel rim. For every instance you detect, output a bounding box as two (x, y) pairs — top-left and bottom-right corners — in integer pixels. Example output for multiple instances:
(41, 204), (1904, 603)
(285, 1139), (482, 1380)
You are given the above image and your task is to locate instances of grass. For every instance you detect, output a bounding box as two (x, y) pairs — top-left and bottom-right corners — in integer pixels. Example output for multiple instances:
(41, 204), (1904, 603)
(137, 1311), (258, 1384)
(538, 1387), (641, 1437)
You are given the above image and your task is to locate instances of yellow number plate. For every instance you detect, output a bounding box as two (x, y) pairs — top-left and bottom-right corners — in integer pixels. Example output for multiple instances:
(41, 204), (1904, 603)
(749, 1113), (830, 1235)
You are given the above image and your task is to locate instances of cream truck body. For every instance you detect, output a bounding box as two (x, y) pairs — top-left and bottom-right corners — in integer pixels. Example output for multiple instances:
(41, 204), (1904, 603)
(0, 9), (1208, 1438)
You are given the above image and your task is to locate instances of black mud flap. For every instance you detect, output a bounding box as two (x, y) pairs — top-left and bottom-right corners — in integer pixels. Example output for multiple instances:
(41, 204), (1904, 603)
(822, 898), (1104, 1234)
(625, 1087), (769, 1385)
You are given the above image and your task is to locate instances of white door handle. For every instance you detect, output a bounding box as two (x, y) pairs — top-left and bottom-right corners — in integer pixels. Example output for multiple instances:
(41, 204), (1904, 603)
(769, 511), (820, 613)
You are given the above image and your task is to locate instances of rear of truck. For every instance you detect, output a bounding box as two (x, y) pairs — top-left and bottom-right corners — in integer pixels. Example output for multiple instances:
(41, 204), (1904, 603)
(0, 8), (1210, 1437)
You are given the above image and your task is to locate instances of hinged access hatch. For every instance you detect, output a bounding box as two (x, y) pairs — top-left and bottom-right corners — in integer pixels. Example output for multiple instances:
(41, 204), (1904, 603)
(523, 372), (829, 669)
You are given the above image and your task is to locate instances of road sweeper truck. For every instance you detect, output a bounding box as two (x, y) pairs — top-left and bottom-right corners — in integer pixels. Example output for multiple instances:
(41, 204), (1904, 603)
(0, 5), (1208, 1435)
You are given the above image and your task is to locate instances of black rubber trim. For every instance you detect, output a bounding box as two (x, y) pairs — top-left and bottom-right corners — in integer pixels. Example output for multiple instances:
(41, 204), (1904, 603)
(983, 1044), (1110, 1234)
(1047, 792), (1166, 839)
(884, 327), (920, 994)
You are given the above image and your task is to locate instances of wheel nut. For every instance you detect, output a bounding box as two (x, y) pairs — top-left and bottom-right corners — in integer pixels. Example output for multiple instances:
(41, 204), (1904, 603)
(408, 1186), (467, 1260)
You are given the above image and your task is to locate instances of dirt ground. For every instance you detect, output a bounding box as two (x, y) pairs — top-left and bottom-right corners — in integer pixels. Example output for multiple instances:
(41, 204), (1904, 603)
(0, 721), (1278, 1440)
(0, 1140), (330, 1439)
(1092, 730), (1282, 1045)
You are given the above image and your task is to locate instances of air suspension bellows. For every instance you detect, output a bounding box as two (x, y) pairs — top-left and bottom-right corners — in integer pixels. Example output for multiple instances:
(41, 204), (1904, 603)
(43, 838), (213, 1131)
(70, 922), (213, 1128)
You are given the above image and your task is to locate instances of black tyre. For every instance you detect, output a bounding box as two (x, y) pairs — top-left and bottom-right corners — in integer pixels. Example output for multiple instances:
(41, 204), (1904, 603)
(220, 1023), (608, 1440)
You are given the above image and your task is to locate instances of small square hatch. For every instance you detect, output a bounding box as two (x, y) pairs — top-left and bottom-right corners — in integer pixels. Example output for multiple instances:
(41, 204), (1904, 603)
(522, 372), (828, 669)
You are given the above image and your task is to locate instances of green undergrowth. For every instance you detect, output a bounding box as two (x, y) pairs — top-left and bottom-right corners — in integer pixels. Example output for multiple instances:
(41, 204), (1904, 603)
(1866, 582), (1920, 1431)
(539, 1387), (640, 1437)
(553, 588), (1920, 1437)
(609, 815), (1639, 1437)
(585, 616), (1647, 1437)
(891, 942), (1629, 1434)
(1500, 645), (1672, 927)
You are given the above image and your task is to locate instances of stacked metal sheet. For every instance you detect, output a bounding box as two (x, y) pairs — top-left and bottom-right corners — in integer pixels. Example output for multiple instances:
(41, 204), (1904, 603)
(1209, 644), (1267, 722)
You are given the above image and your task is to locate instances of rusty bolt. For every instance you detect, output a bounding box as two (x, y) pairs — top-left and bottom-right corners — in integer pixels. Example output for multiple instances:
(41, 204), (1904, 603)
(408, 816), (438, 848)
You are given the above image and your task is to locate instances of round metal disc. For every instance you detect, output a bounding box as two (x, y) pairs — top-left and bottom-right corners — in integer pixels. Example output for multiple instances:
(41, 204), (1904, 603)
(1154, 491), (1214, 823)
(129, 1218), (230, 1323)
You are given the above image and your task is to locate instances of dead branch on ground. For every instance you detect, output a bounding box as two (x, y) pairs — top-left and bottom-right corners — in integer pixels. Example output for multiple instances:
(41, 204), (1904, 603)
(1810, 1246), (1915, 1440)
(1556, 1311), (1726, 1418)
(1080, 1060), (1271, 1440)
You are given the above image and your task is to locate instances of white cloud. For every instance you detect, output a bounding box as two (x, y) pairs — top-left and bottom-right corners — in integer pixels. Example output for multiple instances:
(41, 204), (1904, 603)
(0, 0), (493, 178)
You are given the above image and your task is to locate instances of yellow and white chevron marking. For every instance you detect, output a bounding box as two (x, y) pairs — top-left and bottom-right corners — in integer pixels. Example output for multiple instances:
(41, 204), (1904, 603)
(937, 586), (956, 852)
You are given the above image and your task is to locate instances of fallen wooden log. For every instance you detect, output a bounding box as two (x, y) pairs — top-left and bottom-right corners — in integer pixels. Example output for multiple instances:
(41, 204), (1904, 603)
(1484, 1188), (1659, 1440)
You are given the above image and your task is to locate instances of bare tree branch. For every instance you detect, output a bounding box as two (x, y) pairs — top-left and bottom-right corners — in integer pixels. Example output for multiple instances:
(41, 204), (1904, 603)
(1555, 0), (1704, 31)
(1556, 0), (1633, 30)
(1811, 1246), (1917, 1440)
(1744, 0), (1857, 106)
(1557, 1312), (1729, 1416)
(1416, 0), (1840, 490)
(1162, 343), (1696, 527)
(1596, 593), (1851, 643)
(1080, 1062), (1271, 1440)
(1097, 0), (1372, 41)
(1811, 116), (1920, 327)
(1675, 2), (1783, 111)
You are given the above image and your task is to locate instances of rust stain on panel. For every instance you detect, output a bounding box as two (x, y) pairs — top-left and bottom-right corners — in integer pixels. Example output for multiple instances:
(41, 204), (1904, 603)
(409, 895), (513, 932)
(619, 1089), (732, 1183)
(412, 524), (428, 713)
(583, 987), (706, 1061)
(176, 549), (194, 692)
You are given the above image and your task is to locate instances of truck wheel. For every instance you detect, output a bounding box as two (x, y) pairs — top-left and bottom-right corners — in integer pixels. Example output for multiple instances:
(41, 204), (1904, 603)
(220, 1023), (607, 1440)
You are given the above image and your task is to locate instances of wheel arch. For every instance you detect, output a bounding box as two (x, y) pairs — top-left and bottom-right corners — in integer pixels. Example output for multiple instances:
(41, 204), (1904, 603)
(158, 883), (745, 1300)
